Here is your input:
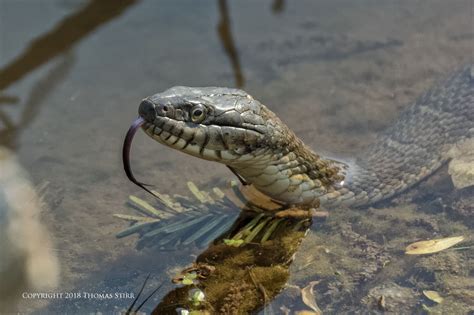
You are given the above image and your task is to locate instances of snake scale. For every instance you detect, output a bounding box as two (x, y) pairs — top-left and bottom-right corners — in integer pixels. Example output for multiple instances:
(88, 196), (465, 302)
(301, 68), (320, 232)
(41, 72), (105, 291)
(133, 65), (473, 208)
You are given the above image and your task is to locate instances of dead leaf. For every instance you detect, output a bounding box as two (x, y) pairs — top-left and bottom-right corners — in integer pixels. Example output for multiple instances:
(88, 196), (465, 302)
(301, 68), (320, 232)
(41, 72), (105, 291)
(405, 236), (464, 255)
(239, 185), (283, 210)
(275, 208), (311, 218)
(295, 311), (320, 315)
(423, 290), (444, 304)
(310, 209), (329, 218)
(301, 281), (322, 315)
(378, 295), (386, 310)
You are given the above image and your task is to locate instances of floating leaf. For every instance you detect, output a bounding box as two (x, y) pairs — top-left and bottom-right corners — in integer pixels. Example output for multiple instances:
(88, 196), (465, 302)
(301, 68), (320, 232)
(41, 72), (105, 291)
(423, 290), (444, 304)
(405, 236), (464, 255)
(301, 281), (322, 315)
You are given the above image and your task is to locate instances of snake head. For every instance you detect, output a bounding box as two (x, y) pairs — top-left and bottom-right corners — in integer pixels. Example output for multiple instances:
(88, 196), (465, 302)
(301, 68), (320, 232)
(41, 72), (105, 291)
(138, 86), (283, 164)
(138, 86), (346, 205)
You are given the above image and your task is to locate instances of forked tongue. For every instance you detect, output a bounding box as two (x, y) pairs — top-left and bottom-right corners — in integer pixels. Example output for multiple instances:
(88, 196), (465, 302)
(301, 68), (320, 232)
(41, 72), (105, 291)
(122, 117), (163, 201)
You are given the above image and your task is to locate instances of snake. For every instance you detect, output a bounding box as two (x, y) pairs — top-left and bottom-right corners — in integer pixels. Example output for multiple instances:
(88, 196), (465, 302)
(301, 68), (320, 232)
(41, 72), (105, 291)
(124, 64), (473, 208)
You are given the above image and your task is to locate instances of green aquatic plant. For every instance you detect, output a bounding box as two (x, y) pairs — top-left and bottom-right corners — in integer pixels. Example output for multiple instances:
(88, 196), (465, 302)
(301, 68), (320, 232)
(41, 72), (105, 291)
(189, 289), (206, 306)
(181, 273), (198, 286)
(223, 239), (244, 247)
(114, 181), (306, 249)
(116, 181), (317, 313)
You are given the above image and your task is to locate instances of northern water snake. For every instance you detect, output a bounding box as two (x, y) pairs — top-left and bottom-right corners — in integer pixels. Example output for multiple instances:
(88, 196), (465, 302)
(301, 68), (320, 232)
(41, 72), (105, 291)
(126, 65), (473, 208)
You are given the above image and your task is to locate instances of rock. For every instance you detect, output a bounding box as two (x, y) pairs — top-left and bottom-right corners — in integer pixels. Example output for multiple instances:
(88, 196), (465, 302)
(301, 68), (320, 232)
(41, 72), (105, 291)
(362, 282), (417, 313)
(447, 139), (474, 189)
(0, 147), (59, 312)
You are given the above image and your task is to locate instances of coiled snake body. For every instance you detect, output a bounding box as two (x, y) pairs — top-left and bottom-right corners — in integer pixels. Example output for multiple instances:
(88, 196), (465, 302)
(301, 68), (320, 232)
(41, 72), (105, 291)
(136, 65), (473, 208)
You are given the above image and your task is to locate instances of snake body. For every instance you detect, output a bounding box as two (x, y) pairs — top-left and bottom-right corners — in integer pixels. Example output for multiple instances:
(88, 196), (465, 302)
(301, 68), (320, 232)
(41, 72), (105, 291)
(137, 65), (473, 208)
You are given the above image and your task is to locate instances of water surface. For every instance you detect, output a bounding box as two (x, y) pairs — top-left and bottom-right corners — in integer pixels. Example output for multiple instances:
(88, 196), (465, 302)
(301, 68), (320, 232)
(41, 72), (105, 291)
(0, 0), (472, 313)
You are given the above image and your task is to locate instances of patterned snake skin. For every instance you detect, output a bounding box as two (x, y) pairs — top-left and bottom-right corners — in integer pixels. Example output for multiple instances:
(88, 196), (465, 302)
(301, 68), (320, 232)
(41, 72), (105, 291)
(138, 65), (473, 208)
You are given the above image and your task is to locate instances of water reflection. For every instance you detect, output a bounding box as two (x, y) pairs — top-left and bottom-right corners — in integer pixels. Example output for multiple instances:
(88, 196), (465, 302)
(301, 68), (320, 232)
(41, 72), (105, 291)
(217, 0), (245, 88)
(271, 0), (285, 14)
(152, 209), (310, 314)
(0, 0), (137, 149)
(0, 0), (137, 90)
(0, 53), (75, 149)
(115, 182), (313, 314)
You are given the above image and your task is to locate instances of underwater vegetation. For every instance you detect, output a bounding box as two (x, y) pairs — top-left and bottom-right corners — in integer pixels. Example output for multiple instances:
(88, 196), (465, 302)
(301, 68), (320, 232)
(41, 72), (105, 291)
(115, 181), (311, 250)
(116, 172), (473, 314)
(115, 181), (314, 314)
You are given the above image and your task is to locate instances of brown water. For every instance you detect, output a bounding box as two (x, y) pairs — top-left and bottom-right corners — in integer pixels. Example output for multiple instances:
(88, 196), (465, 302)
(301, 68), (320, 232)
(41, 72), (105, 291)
(0, 0), (472, 314)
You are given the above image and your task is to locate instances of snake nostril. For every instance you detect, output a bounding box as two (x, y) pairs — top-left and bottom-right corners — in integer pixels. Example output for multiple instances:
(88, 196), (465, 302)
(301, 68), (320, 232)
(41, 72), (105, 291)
(162, 105), (169, 112)
(138, 99), (156, 122)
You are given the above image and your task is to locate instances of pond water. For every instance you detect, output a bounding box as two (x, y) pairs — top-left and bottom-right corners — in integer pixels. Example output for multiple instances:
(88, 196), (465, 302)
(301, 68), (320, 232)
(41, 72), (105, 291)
(0, 0), (472, 314)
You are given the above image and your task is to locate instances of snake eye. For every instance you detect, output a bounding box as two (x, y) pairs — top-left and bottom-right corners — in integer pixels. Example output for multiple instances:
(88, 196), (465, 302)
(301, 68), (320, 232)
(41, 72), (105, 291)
(191, 105), (206, 123)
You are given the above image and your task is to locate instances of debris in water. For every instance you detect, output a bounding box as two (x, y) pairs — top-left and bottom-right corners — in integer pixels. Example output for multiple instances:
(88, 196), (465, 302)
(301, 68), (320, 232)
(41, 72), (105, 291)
(295, 310), (321, 315)
(405, 236), (465, 255)
(422, 290), (444, 304)
(378, 295), (386, 311)
(300, 281), (322, 315)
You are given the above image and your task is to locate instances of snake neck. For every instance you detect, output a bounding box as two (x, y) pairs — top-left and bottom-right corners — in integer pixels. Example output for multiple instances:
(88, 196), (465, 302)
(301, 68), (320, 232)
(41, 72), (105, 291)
(139, 65), (472, 208)
(227, 116), (348, 206)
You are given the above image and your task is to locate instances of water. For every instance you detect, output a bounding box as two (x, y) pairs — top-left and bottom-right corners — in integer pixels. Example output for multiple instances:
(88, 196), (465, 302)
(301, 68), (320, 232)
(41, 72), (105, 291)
(0, 0), (472, 313)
